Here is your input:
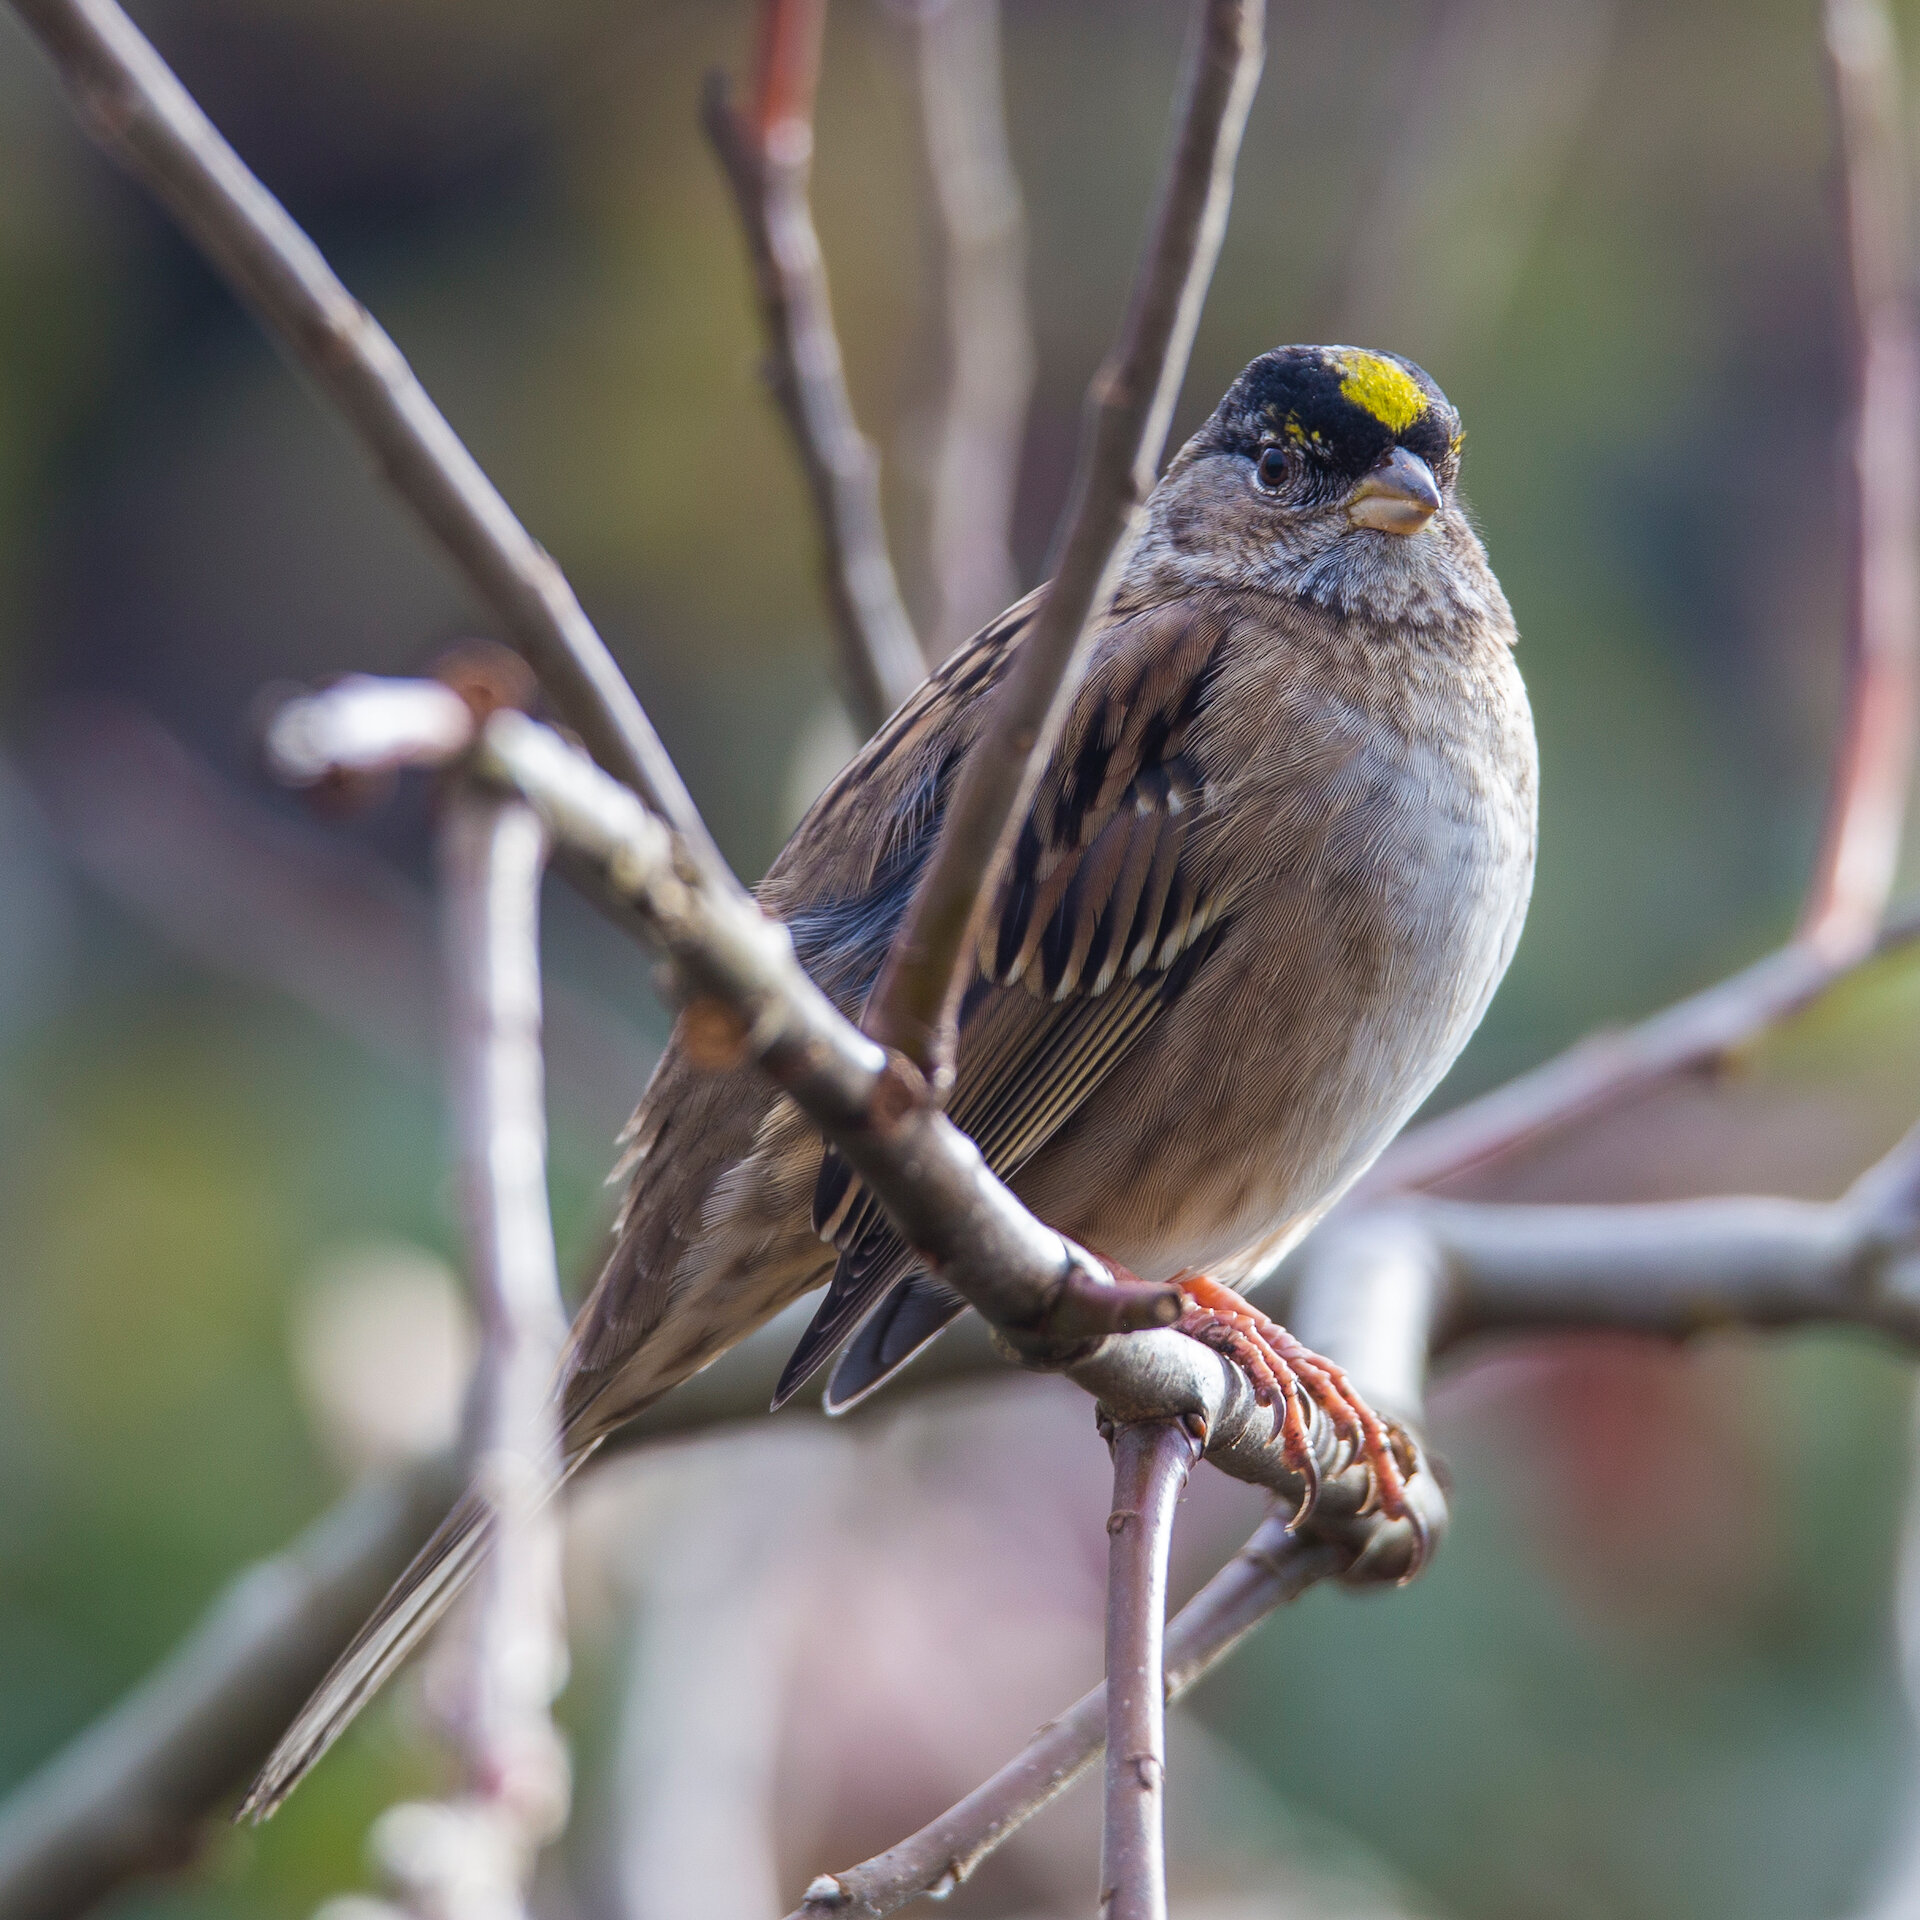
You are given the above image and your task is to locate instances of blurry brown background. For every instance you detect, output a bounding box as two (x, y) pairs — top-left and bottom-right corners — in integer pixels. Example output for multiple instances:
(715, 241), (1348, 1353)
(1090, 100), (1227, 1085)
(4, 2), (1920, 1916)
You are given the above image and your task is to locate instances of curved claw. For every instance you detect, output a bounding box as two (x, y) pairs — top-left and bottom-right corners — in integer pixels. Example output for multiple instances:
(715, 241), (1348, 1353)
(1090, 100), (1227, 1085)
(1286, 1428), (1321, 1529)
(1395, 1497), (1434, 1585)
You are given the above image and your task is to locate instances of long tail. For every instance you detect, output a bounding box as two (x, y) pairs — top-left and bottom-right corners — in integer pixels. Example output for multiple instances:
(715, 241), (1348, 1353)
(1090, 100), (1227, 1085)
(237, 1485), (493, 1822)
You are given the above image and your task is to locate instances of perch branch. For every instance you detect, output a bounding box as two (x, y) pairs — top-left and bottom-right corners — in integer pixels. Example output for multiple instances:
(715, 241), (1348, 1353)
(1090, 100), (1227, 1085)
(704, 0), (926, 733)
(916, 0), (1035, 655)
(861, 0), (1266, 1090)
(7, 0), (725, 877)
(1804, 0), (1920, 958)
(1100, 1419), (1199, 1920)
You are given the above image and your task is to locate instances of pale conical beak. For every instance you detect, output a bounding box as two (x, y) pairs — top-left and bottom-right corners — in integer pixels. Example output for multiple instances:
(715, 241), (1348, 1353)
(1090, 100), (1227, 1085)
(1347, 446), (1441, 534)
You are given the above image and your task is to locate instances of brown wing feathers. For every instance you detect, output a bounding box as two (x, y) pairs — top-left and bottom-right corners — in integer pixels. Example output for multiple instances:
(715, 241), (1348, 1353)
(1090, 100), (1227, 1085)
(779, 602), (1232, 1409)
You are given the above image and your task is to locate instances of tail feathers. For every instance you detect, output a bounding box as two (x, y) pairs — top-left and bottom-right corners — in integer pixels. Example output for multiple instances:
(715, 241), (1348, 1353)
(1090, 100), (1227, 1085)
(237, 1488), (491, 1823)
(823, 1274), (967, 1413)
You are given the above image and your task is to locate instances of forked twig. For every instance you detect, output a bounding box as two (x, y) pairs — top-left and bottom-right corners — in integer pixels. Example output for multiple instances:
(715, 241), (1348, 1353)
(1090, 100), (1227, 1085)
(861, 0), (1266, 1090)
(1099, 1419), (1200, 1920)
(704, 0), (926, 733)
(8, 905), (1920, 1914)
(1805, 0), (1920, 958)
(790, 1522), (1345, 1920)
(7, 0), (726, 878)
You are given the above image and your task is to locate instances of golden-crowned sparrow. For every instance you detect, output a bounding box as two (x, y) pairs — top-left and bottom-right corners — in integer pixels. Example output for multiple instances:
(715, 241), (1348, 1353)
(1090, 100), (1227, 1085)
(245, 344), (1536, 1817)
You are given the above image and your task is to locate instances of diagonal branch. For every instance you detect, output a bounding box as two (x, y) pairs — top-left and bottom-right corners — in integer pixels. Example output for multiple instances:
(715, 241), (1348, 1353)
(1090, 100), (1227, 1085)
(7, 0), (726, 879)
(790, 1520), (1345, 1920)
(861, 0), (1266, 1091)
(915, 0), (1035, 657)
(704, 0), (927, 734)
(1804, 0), (1920, 959)
(1099, 1418), (1200, 1920)
(1360, 0), (1920, 1201)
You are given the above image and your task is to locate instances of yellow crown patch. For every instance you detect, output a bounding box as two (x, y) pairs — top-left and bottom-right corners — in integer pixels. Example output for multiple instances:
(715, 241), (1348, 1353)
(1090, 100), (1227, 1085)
(1336, 351), (1426, 434)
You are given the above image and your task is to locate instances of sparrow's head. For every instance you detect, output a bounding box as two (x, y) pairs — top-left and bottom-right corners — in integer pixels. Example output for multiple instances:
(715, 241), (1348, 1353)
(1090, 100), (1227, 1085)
(1143, 345), (1489, 626)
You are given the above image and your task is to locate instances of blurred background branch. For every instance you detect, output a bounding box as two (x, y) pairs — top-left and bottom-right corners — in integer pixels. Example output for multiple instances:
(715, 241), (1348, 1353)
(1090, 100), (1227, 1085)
(1803, 0), (1920, 959)
(910, 0), (1034, 659)
(7, 0), (727, 876)
(703, 0), (927, 734)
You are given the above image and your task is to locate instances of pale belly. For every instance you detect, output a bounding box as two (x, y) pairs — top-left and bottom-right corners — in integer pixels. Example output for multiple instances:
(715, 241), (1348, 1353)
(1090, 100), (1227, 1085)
(1009, 735), (1534, 1285)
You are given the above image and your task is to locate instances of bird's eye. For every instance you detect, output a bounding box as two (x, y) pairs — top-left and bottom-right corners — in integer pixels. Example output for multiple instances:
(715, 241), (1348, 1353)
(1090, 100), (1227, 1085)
(1255, 445), (1289, 491)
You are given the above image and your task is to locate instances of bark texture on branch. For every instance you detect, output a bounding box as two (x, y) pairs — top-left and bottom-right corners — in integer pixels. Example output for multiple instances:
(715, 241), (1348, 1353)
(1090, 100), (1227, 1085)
(1099, 1419), (1199, 1920)
(786, 1216), (1439, 1920)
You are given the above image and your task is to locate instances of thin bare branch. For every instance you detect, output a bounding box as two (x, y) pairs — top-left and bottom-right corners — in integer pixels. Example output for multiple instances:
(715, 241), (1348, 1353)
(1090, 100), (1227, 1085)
(1804, 0), (1920, 958)
(790, 1521), (1344, 1920)
(437, 793), (571, 1863)
(861, 0), (1266, 1090)
(704, 0), (926, 733)
(915, 0), (1035, 655)
(339, 791), (573, 1920)
(8, 0), (725, 877)
(0, 1459), (461, 1920)
(1422, 1115), (1920, 1353)
(1099, 1419), (1198, 1920)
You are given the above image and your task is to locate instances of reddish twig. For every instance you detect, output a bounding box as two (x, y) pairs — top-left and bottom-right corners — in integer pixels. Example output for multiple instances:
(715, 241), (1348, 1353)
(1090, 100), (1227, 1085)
(1099, 1419), (1200, 1920)
(704, 1), (926, 734)
(1805, 0), (1920, 959)
(752, 0), (827, 150)
(861, 0), (1266, 1092)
